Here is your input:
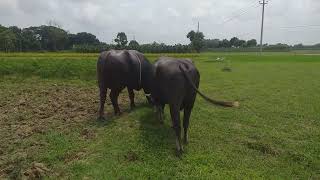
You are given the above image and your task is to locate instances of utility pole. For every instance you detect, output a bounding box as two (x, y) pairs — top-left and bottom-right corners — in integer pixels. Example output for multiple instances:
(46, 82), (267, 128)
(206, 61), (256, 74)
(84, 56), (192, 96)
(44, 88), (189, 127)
(197, 21), (200, 32)
(259, 0), (268, 55)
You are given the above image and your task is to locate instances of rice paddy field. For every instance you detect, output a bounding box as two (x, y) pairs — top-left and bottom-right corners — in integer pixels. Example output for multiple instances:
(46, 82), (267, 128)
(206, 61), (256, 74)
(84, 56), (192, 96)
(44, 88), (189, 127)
(0, 52), (319, 179)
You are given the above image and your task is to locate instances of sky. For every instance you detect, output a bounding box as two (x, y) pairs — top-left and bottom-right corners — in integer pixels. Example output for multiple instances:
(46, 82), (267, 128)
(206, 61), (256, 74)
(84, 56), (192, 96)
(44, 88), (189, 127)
(0, 0), (319, 45)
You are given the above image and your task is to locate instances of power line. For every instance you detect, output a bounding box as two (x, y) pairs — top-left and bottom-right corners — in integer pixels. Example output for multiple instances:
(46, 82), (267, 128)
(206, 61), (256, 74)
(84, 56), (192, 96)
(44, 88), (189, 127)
(279, 24), (320, 29)
(264, 24), (320, 31)
(234, 31), (258, 39)
(205, 0), (261, 40)
(219, 1), (260, 25)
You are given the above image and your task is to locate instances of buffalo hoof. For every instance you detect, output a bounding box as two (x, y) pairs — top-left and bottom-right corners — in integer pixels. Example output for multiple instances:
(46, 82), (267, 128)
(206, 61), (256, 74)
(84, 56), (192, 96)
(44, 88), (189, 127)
(97, 116), (106, 121)
(175, 149), (184, 157)
(130, 104), (136, 110)
(175, 139), (184, 157)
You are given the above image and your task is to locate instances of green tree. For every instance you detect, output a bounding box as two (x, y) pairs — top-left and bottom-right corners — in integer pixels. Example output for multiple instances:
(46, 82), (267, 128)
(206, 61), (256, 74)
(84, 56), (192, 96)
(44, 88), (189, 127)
(8, 26), (23, 51)
(128, 40), (139, 50)
(187, 30), (196, 41)
(33, 25), (69, 51)
(0, 25), (7, 33)
(187, 30), (205, 53)
(114, 32), (128, 48)
(21, 28), (41, 51)
(70, 32), (99, 45)
(204, 39), (220, 48)
(220, 39), (231, 48)
(230, 37), (240, 47)
(0, 30), (17, 52)
(246, 39), (257, 47)
(238, 40), (246, 47)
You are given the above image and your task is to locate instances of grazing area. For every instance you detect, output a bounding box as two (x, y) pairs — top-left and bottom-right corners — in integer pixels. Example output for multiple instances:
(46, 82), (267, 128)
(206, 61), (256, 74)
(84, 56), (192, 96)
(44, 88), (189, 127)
(0, 52), (319, 179)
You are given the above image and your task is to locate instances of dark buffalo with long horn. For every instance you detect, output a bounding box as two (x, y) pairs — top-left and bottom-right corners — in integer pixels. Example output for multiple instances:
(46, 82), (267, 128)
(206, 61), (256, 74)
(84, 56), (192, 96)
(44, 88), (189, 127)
(97, 50), (153, 120)
(150, 57), (239, 155)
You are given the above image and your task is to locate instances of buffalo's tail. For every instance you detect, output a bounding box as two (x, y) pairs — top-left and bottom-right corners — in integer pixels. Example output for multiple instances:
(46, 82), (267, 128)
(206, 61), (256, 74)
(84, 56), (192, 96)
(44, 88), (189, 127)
(97, 51), (111, 87)
(179, 65), (239, 107)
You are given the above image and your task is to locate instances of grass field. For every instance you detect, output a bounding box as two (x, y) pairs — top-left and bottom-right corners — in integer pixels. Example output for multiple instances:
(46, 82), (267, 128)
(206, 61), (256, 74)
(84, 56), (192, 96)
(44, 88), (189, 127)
(0, 52), (319, 179)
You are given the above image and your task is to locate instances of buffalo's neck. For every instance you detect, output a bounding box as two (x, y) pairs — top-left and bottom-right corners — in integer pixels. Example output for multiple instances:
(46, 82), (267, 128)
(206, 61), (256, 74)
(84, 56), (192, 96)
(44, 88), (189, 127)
(141, 61), (156, 95)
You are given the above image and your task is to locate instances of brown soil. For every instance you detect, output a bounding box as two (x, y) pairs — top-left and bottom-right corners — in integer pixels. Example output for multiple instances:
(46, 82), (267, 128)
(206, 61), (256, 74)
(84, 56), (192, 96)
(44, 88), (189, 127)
(0, 79), (146, 178)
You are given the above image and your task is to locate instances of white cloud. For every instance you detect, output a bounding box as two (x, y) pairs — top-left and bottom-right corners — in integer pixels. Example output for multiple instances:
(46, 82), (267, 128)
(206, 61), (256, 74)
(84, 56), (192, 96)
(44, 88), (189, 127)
(0, 0), (319, 45)
(167, 8), (180, 17)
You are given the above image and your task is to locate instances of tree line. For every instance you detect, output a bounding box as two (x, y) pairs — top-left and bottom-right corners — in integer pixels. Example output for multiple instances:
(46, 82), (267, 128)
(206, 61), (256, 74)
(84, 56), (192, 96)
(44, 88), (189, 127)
(1, 24), (319, 53)
(0, 24), (100, 52)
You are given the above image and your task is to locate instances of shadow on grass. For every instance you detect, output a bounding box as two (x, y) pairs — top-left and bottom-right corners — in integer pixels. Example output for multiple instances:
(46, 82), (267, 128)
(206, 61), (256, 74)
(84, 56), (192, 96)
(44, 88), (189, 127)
(91, 102), (151, 127)
(137, 107), (175, 155)
(88, 100), (176, 156)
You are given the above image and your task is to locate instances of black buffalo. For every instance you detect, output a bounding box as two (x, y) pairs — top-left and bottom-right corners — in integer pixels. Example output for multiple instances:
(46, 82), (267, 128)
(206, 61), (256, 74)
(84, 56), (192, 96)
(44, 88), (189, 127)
(150, 57), (239, 154)
(97, 50), (153, 119)
(97, 52), (238, 154)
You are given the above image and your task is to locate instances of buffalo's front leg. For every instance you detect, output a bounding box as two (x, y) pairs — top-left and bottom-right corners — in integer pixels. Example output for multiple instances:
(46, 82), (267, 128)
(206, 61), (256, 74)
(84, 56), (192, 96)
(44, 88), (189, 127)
(98, 88), (107, 120)
(157, 104), (165, 124)
(169, 104), (183, 155)
(109, 89), (121, 115)
(127, 88), (135, 109)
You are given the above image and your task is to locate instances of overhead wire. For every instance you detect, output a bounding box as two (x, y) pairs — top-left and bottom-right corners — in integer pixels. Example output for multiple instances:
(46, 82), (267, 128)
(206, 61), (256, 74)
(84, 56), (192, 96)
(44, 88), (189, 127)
(211, 0), (261, 40)
(218, 0), (260, 25)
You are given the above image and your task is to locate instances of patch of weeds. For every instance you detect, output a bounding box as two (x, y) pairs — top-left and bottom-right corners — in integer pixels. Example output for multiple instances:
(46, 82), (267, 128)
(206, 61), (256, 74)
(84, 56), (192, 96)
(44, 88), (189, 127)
(64, 150), (88, 164)
(40, 131), (78, 163)
(288, 151), (307, 163)
(1, 160), (23, 180)
(81, 128), (96, 140)
(222, 59), (232, 72)
(23, 162), (51, 179)
(245, 140), (281, 156)
(287, 151), (319, 171)
(124, 151), (139, 162)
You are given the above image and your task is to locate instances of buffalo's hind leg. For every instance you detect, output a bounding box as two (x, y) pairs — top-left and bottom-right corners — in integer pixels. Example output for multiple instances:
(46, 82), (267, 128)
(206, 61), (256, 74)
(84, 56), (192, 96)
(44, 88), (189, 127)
(157, 104), (165, 124)
(110, 88), (121, 116)
(183, 107), (192, 144)
(98, 87), (107, 120)
(169, 104), (183, 155)
(127, 88), (135, 109)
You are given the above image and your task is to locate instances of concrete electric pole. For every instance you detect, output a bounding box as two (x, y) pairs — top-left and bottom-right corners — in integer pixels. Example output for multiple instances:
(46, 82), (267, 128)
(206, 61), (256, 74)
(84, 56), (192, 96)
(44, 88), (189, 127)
(259, 0), (268, 55)
(197, 21), (200, 32)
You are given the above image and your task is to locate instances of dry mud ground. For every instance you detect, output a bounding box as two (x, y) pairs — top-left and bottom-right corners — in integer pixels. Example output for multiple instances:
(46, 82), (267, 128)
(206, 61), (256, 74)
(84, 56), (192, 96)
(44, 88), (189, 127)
(0, 78), (146, 178)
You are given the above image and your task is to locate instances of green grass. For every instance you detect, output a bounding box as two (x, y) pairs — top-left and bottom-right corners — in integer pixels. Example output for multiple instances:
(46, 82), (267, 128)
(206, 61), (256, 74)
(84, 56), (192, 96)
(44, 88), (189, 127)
(0, 52), (319, 179)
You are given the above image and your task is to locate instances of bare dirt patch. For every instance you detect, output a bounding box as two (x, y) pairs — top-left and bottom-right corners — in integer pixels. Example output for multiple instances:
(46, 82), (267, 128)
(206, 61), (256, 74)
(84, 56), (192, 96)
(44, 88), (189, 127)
(244, 140), (281, 156)
(124, 151), (139, 162)
(0, 79), (146, 178)
(64, 150), (88, 164)
(23, 162), (51, 179)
